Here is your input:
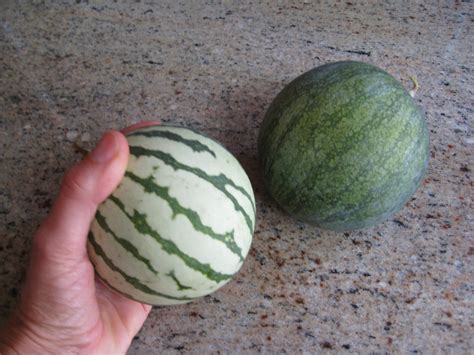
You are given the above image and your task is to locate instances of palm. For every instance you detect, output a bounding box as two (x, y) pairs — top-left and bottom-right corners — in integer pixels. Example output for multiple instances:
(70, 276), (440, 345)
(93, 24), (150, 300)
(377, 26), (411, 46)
(18, 250), (150, 354)
(95, 276), (151, 353)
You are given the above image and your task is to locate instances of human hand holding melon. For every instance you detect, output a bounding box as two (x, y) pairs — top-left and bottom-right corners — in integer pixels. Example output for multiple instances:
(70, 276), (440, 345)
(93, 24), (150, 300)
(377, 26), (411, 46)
(0, 122), (159, 354)
(0, 119), (256, 353)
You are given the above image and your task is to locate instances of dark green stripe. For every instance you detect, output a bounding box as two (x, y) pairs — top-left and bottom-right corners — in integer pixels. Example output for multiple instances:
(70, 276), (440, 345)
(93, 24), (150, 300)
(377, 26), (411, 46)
(127, 129), (217, 158)
(129, 145), (255, 234)
(167, 270), (193, 291)
(88, 231), (197, 301)
(125, 171), (244, 261)
(95, 210), (159, 275)
(109, 195), (233, 283)
(95, 271), (154, 305)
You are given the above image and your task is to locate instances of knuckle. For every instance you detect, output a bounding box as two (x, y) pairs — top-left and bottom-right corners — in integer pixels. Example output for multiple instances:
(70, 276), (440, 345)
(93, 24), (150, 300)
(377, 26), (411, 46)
(61, 168), (91, 202)
(33, 228), (87, 266)
(32, 229), (63, 262)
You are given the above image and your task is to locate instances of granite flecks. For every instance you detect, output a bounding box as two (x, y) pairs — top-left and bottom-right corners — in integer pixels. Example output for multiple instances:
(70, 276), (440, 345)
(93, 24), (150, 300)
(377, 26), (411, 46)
(1, 0), (473, 353)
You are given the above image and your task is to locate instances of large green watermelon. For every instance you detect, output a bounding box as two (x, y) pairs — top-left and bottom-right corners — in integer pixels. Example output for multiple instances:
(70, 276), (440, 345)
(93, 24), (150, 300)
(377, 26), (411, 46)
(258, 61), (429, 231)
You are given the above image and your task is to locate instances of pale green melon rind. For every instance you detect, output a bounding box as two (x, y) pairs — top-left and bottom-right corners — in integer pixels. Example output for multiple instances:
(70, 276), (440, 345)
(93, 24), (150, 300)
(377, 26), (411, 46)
(127, 125), (256, 217)
(124, 170), (245, 261)
(94, 209), (159, 275)
(258, 61), (429, 231)
(87, 231), (198, 303)
(107, 194), (234, 283)
(127, 128), (217, 158)
(129, 145), (256, 234)
(88, 125), (256, 305)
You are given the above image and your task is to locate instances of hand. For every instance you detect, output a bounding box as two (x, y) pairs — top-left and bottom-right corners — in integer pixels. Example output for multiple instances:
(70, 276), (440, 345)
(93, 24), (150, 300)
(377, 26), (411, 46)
(0, 123), (158, 354)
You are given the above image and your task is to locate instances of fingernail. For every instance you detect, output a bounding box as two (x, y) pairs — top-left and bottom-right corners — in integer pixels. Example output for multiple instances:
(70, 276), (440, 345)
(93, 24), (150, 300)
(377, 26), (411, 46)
(121, 120), (161, 135)
(90, 131), (118, 163)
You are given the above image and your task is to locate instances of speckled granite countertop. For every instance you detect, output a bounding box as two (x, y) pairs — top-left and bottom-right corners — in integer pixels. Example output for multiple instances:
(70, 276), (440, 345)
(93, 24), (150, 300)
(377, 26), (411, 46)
(1, 1), (473, 353)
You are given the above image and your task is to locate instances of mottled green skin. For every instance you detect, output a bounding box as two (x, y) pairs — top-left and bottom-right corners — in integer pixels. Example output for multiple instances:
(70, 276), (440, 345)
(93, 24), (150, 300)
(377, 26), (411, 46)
(258, 61), (429, 231)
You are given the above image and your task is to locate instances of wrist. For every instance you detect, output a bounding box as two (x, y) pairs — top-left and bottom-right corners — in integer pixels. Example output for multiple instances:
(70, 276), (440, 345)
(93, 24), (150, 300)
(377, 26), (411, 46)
(0, 311), (48, 354)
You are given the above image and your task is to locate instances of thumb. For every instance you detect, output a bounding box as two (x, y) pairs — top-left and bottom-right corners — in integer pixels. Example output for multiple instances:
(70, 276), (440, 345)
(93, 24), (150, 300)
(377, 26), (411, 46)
(34, 131), (129, 263)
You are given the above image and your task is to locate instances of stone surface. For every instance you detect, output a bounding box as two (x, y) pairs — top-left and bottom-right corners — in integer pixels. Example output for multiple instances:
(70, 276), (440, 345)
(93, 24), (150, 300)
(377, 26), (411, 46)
(0, 1), (472, 353)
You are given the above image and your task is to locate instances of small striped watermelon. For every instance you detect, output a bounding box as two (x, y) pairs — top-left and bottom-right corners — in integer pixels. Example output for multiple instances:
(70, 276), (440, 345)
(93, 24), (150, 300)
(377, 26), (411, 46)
(87, 125), (256, 305)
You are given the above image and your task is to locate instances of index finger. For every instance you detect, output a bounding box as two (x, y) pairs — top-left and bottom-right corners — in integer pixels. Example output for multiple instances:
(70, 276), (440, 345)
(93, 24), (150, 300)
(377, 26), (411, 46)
(121, 120), (161, 135)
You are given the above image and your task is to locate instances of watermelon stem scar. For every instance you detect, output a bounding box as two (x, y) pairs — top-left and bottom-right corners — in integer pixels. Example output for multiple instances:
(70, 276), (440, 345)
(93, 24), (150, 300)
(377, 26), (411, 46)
(409, 75), (419, 98)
